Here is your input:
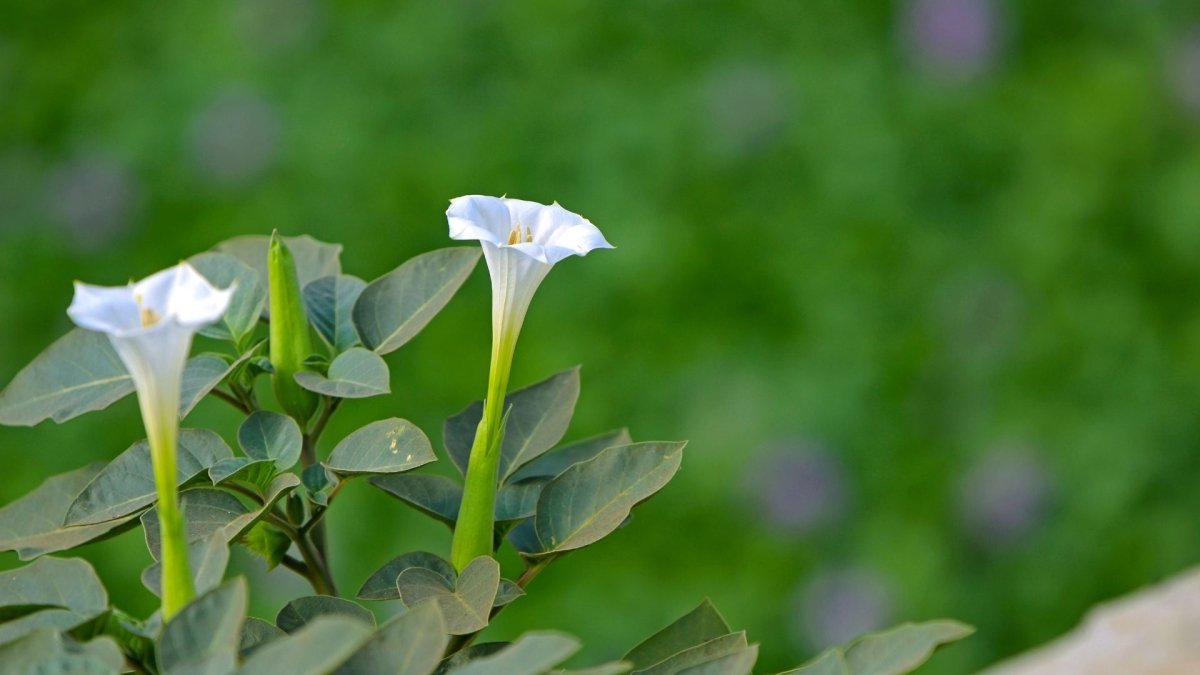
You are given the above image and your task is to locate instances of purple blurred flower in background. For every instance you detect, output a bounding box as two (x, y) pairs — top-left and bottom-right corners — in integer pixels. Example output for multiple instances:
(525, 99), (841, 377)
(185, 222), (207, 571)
(232, 0), (321, 54)
(743, 440), (849, 535)
(1169, 29), (1200, 118)
(187, 87), (280, 187)
(44, 153), (140, 250)
(901, 0), (1003, 82)
(793, 566), (894, 651)
(701, 62), (789, 159)
(957, 445), (1054, 550)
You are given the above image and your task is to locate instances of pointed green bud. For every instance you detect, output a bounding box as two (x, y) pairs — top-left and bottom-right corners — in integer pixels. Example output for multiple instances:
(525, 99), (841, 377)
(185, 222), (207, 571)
(269, 232), (319, 425)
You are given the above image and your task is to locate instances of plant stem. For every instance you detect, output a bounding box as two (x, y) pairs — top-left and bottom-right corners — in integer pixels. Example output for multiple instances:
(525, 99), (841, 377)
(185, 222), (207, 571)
(450, 328), (517, 571)
(299, 398), (340, 594)
(145, 403), (195, 620)
(210, 387), (251, 414)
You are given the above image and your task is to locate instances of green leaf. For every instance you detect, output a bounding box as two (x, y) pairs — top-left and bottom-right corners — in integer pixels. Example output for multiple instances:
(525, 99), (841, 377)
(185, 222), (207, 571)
(142, 533), (230, 598)
(494, 579), (525, 608)
(675, 645), (758, 675)
(239, 617), (283, 658)
(368, 474), (543, 527)
(495, 479), (546, 521)
(295, 348), (390, 399)
(445, 368), (581, 482)
(554, 664), (634, 675)
(0, 463), (139, 560)
(141, 479), (299, 562)
(208, 458), (276, 491)
(0, 329), (134, 427)
(843, 621), (973, 675)
(304, 275), (367, 352)
(624, 599), (733, 670)
(301, 464), (339, 507)
(509, 429), (633, 484)
(325, 418), (436, 476)
(65, 429), (234, 526)
(396, 556), (499, 635)
(779, 651), (848, 675)
(156, 579), (246, 675)
(189, 252), (267, 346)
(276, 596), (374, 634)
(533, 442), (685, 554)
(780, 621), (974, 675)
(241, 523), (291, 571)
(237, 616), (373, 675)
(180, 348), (263, 419)
(367, 474), (461, 527)
(335, 601), (448, 675)
(141, 489), (250, 560)
(633, 633), (748, 675)
(216, 234), (342, 310)
(0, 629), (124, 674)
(357, 552), (456, 601)
(353, 247), (480, 355)
(446, 632), (581, 675)
(0, 557), (107, 613)
(238, 411), (303, 471)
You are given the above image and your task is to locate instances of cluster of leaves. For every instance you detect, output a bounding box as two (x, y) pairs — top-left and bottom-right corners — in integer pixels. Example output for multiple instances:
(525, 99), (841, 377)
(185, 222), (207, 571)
(0, 235), (971, 673)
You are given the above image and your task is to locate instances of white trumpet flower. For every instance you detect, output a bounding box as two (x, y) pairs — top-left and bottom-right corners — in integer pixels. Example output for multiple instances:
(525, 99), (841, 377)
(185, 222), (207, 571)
(68, 262), (233, 619)
(446, 195), (612, 570)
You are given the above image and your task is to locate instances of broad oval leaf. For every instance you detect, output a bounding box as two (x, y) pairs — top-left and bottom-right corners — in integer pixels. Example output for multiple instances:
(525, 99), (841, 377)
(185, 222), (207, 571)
(156, 579), (246, 675)
(141, 489), (250, 561)
(534, 442), (685, 554)
(842, 620), (974, 675)
(367, 474), (461, 528)
(674, 644), (758, 675)
(633, 632), (748, 675)
(353, 247), (480, 355)
(446, 632), (581, 675)
(396, 556), (499, 635)
(238, 616), (373, 675)
(239, 618), (284, 659)
(294, 348), (390, 399)
(180, 346), (264, 419)
(208, 458), (276, 491)
(508, 429), (633, 484)
(325, 418), (435, 476)
(189, 252), (267, 346)
(142, 532), (231, 598)
(0, 329), (134, 427)
(624, 599), (733, 670)
(444, 368), (580, 482)
(276, 596), (375, 634)
(66, 429), (234, 526)
(0, 557), (108, 617)
(357, 551), (456, 601)
(238, 411), (302, 471)
(334, 601), (448, 675)
(368, 474), (541, 525)
(304, 275), (367, 352)
(0, 463), (140, 560)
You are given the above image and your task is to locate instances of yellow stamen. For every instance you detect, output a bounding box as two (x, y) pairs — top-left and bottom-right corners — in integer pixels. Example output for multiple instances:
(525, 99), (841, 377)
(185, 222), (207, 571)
(525, 226), (533, 243)
(508, 225), (521, 245)
(134, 293), (161, 327)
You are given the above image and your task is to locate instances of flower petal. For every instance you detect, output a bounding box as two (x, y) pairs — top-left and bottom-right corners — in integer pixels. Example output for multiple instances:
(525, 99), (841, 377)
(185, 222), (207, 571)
(67, 283), (141, 334)
(448, 195), (511, 245)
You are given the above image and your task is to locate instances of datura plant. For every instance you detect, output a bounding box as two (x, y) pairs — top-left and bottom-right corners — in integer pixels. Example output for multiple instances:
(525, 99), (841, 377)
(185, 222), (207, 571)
(0, 197), (971, 674)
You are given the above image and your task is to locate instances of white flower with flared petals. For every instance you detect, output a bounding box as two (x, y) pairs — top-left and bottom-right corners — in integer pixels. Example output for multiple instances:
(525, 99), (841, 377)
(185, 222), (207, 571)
(447, 195), (613, 339)
(68, 262), (234, 426)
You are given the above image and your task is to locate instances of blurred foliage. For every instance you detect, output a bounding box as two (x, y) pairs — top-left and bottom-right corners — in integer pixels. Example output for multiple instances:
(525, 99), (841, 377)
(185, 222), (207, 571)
(4, 0), (1200, 672)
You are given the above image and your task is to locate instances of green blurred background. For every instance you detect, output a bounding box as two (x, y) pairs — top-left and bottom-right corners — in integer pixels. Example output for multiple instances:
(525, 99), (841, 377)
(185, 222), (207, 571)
(4, 0), (1200, 671)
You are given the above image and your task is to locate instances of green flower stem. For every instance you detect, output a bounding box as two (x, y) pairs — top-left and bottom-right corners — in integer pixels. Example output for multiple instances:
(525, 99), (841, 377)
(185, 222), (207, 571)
(450, 325), (518, 572)
(144, 401), (195, 620)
